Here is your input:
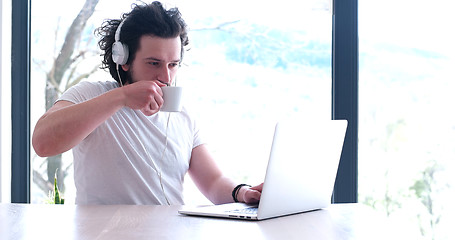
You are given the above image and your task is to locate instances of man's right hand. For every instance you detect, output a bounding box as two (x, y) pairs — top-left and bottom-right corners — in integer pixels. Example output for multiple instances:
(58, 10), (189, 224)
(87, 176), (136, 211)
(121, 80), (167, 116)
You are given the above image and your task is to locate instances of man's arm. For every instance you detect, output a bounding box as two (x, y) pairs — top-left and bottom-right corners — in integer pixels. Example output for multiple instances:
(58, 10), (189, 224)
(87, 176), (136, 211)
(32, 81), (165, 157)
(32, 88), (125, 157)
(188, 144), (262, 205)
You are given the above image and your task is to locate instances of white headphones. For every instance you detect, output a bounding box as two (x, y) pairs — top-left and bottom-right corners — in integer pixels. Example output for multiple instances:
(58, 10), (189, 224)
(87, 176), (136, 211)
(112, 18), (129, 65)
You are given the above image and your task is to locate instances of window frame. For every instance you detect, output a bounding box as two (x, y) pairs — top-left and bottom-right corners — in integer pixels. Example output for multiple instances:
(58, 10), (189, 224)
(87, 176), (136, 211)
(332, 0), (358, 203)
(11, 0), (358, 203)
(11, 0), (31, 203)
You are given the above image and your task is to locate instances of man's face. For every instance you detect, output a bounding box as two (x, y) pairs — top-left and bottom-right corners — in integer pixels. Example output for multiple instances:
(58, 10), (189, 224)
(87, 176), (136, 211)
(122, 35), (181, 86)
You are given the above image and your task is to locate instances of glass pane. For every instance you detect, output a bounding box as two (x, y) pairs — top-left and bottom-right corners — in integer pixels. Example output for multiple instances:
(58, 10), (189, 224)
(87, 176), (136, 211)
(359, 1), (455, 239)
(31, 0), (332, 204)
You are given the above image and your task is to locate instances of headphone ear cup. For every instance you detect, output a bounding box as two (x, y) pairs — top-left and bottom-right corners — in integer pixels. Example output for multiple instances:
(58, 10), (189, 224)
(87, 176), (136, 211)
(112, 41), (129, 65)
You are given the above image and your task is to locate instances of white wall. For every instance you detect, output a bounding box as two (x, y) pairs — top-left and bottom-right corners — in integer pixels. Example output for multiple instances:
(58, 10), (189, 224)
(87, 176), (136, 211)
(0, 0), (3, 203)
(1, 0), (12, 203)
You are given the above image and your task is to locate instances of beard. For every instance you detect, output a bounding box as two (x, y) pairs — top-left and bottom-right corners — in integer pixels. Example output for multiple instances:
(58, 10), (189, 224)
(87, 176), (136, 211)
(123, 63), (136, 85)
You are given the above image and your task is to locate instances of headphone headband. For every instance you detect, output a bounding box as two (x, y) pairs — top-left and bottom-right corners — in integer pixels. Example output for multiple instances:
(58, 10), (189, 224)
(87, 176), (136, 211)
(112, 18), (129, 65)
(115, 18), (126, 42)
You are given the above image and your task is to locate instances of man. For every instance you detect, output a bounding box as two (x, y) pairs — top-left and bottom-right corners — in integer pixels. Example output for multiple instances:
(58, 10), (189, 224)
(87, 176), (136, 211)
(32, 1), (262, 205)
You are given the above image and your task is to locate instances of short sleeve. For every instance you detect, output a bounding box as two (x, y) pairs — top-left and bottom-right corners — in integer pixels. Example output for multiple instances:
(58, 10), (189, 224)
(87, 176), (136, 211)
(57, 81), (117, 104)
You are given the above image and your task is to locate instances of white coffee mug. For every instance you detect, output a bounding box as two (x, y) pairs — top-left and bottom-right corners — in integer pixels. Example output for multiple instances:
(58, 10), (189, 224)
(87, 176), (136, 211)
(161, 86), (183, 112)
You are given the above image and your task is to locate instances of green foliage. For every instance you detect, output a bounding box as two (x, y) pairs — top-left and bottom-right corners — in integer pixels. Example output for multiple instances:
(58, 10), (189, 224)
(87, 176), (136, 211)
(410, 161), (444, 239)
(46, 171), (65, 204)
(191, 20), (330, 70)
(410, 161), (442, 210)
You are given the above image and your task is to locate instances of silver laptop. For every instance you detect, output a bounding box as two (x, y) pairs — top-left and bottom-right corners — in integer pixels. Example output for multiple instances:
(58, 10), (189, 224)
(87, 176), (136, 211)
(179, 119), (348, 220)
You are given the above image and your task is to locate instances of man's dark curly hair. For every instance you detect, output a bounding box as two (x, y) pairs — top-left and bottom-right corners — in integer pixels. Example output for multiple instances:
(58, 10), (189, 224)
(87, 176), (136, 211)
(95, 1), (189, 85)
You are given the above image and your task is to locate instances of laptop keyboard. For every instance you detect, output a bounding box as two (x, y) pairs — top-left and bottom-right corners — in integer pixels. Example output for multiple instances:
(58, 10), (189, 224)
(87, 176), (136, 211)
(227, 207), (258, 215)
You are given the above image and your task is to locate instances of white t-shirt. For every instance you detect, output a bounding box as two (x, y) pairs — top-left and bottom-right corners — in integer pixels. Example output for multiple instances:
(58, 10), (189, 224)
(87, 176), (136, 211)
(58, 81), (204, 205)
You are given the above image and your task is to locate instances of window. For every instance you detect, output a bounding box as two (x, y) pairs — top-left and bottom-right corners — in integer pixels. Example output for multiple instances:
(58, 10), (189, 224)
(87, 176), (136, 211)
(359, 0), (455, 239)
(29, 0), (333, 204)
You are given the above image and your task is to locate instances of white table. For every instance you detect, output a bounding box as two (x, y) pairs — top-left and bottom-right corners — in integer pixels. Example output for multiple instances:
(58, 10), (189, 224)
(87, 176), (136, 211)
(0, 203), (410, 239)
